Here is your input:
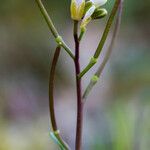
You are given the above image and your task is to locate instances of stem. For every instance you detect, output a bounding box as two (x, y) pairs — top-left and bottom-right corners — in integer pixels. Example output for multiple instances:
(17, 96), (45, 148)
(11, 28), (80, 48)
(83, 0), (124, 100)
(96, 0), (123, 77)
(49, 46), (60, 131)
(78, 29), (86, 42)
(78, 0), (121, 78)
(94, 0), (121, 58)
(74, 21), (83, 150)
(35, 0), (58, 38)
(49, 46), (70, 150)
(35, 0), (75, 60)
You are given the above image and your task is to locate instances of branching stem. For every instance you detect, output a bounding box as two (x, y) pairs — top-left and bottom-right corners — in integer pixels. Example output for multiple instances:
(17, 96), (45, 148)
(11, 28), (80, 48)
(35, 0), (74, 59)
(83, 0), (124, 100)
(78, 0), (122, 79)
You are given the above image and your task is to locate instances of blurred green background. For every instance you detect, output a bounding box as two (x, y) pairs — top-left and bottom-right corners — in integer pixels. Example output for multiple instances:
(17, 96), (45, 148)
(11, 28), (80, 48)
(0, 0), (150, 150)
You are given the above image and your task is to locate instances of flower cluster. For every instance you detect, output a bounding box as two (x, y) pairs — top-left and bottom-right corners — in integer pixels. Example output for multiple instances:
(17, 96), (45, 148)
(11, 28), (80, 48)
(71, 0), (108, 30)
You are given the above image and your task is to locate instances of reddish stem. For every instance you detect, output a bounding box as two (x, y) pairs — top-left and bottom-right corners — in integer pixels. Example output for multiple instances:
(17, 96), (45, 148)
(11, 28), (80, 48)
(74, 21), (84, 150)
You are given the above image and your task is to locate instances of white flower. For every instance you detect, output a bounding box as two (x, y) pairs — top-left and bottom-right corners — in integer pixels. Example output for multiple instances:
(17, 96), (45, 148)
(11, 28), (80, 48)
(90, 0), (107, 7)
(70, 0), (85, 21)
(81, 0), (107, 29)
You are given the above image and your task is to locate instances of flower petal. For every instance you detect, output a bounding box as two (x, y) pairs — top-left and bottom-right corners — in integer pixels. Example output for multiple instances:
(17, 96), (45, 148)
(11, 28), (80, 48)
(83, 5), (96, 20)
(80, 5), (96, 28)
(71, 0), (85, 20)
(76, 0), (84, 7)
(90, 0), (107, 7)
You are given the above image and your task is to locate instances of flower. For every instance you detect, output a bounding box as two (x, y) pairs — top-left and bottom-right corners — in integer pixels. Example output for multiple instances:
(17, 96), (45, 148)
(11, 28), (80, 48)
(71, 0), (85, 21)
(80, 0), (107, 29)
(90, 0), (107, 7)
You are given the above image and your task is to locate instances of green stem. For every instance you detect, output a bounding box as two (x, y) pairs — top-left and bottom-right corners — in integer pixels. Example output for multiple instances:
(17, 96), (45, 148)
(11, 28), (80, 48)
(82, 0), (124, 100)
(35, 0), (58, 38)
(94, 0), (121, 58)
(78, 29), (86, 41)
(49, 46), (70, 149)
(78, 0), (121, 79)
(35, 0), (74, 60)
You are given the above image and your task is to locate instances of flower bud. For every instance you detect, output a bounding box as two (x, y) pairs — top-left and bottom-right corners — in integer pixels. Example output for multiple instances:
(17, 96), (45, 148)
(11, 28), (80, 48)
(84, 1), (93, 14)
(80, 5), (95, 29)
(91, 8), (107, 19)
(71, 0), (85, 21)
(80, 0), (107, 29)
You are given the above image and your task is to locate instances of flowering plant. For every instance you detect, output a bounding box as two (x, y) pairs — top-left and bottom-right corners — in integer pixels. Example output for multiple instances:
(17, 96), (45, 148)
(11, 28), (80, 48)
(35, 0), (123, 149)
